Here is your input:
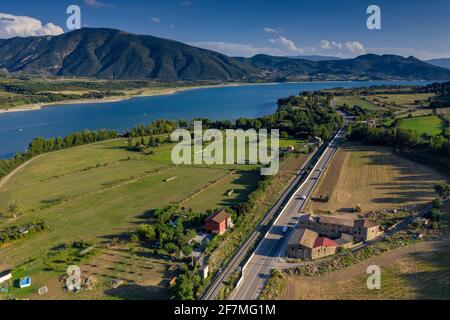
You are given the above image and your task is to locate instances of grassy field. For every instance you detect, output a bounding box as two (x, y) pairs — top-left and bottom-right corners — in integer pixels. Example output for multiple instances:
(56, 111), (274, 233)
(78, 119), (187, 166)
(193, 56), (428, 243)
(336, 97), (382, 111)
(0, 136), (304, 300)
(398, 115), (446, 136)
(182, 170), (260, 212)
(309, 144), (448, 215)
(368, 93), (435, 107)
(0, 138), (256, 299)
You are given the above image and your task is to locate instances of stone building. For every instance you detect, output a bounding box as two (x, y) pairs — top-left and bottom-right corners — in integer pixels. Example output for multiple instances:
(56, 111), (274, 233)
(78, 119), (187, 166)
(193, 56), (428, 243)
(287, 228), (338, 260)
(298, 214), (379, 243)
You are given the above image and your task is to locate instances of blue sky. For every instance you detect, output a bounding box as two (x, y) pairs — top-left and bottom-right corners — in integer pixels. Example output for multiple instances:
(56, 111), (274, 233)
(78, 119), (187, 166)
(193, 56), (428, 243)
(1, 0), (449, 59)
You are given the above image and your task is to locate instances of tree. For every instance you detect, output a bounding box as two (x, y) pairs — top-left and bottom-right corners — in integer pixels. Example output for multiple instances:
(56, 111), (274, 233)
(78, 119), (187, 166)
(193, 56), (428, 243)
(175, 269), (201, 300)
(137, 224), (156, 241)
(164, 242), (179, 254)
(432, 198), (443, 209)
(435, 184), (450, 199)
(181, 245), (193, 256)
(430, 209), (443, 222)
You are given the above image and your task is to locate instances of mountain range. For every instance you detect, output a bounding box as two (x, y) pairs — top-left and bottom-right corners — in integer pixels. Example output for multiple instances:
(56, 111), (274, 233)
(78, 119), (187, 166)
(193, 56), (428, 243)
(286, 55), (342, 61)
(1, 28), (449, 82)
(426, 58), (450, 70)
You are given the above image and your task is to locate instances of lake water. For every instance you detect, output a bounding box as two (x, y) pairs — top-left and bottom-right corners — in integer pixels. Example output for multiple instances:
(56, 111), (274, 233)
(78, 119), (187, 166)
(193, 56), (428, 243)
(0, 81), (430, 159)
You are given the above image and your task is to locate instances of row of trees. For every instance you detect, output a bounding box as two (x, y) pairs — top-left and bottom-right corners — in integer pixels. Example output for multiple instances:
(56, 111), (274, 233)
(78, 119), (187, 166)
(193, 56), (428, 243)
(0, 220), (47, 244)
(125, 92), (343, 142)
(347, 123), (450, 158)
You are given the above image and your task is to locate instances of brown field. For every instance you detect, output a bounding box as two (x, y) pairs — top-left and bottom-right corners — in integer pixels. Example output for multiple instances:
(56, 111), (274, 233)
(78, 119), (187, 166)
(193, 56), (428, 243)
(309, 144), (448, 215)
(313, 149), (348, 203)
(437, 107), (450, 115)
(282, 240), (450, 300)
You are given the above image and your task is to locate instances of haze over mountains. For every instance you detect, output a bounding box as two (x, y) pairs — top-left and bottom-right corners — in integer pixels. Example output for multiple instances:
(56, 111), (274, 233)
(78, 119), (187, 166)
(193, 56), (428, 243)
(286, 55), (342, 61)
(426, 59), (450, 70)
(0, 28), (449, 82)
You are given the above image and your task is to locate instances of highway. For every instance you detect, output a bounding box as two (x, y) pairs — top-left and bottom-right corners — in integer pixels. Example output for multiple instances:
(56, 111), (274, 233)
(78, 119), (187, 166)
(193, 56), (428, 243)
(201, 149), (317, 300)
(230, 128), (346, 300)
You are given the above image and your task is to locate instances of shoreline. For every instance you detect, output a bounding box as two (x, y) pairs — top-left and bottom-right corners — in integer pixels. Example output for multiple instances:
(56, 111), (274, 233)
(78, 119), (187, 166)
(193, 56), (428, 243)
(0, 82), (276, 115)
(0, 79), (430, 115)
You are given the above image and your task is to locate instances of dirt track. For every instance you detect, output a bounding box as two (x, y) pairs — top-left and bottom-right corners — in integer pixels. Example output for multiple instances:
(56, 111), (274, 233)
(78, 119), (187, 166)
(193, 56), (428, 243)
(0, 155), (43, 191)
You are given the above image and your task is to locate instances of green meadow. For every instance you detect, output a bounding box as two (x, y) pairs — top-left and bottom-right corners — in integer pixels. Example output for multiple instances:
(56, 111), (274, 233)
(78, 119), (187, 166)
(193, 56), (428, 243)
(398, 115), (447, 136)
(0, 136), (302, 271)
(0, 138), (263, 268)
(336, 96), (382, 111)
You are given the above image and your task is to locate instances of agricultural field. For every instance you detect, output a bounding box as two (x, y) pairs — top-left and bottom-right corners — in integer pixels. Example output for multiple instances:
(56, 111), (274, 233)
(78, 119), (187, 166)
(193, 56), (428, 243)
(335, 97), (382, 111)
(7, 244), (176, 300)
(366, 93), (435, 108)
(398, 115), (446, 136)
(309, 144), (448, 215)
(282, 240), (450, 300)
(0, 136), (304, 300)
(438, 107), (450, 116)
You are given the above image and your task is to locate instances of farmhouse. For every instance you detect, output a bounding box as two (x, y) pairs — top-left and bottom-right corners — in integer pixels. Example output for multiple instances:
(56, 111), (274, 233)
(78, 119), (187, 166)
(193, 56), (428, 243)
(203, 210), (233, 235)
(298, 214), (380, 243)
(287, 228), (338, 260)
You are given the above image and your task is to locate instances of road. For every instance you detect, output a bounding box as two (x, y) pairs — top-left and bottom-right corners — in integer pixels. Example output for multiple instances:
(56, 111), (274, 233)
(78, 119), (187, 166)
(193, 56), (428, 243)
(230, 128), (346, 300)
(201, 150), (317, 300)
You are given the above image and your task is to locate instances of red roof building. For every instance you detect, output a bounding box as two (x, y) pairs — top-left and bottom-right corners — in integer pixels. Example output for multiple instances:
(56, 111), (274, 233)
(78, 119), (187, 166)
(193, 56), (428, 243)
(288, 229), (339, 261)
(314, 237), (338, 248)
(203, 210), (232, 235)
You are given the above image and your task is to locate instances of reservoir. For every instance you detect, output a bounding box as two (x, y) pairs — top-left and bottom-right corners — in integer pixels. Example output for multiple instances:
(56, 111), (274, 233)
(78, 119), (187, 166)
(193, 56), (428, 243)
(0, 81), (429, 159)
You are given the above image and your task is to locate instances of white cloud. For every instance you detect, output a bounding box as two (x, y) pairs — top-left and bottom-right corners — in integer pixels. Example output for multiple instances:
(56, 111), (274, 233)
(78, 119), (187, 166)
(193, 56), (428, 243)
(193, 35), (447, 61)
(0, 12), (64, 39)
(319, 39), (365, 57)
(84, 0), (115, 8)
(320, 40), (342, 50)
(318, 40), (449, 60)
(264, 27), (276, 33)
(190, 41), (285, 57)
(151, 17), (161, 23)
(264, 27), (283, 34)
(344, 41), (365, 55)
(180, 1), (192, 7)
(272, 36), (304, 54)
